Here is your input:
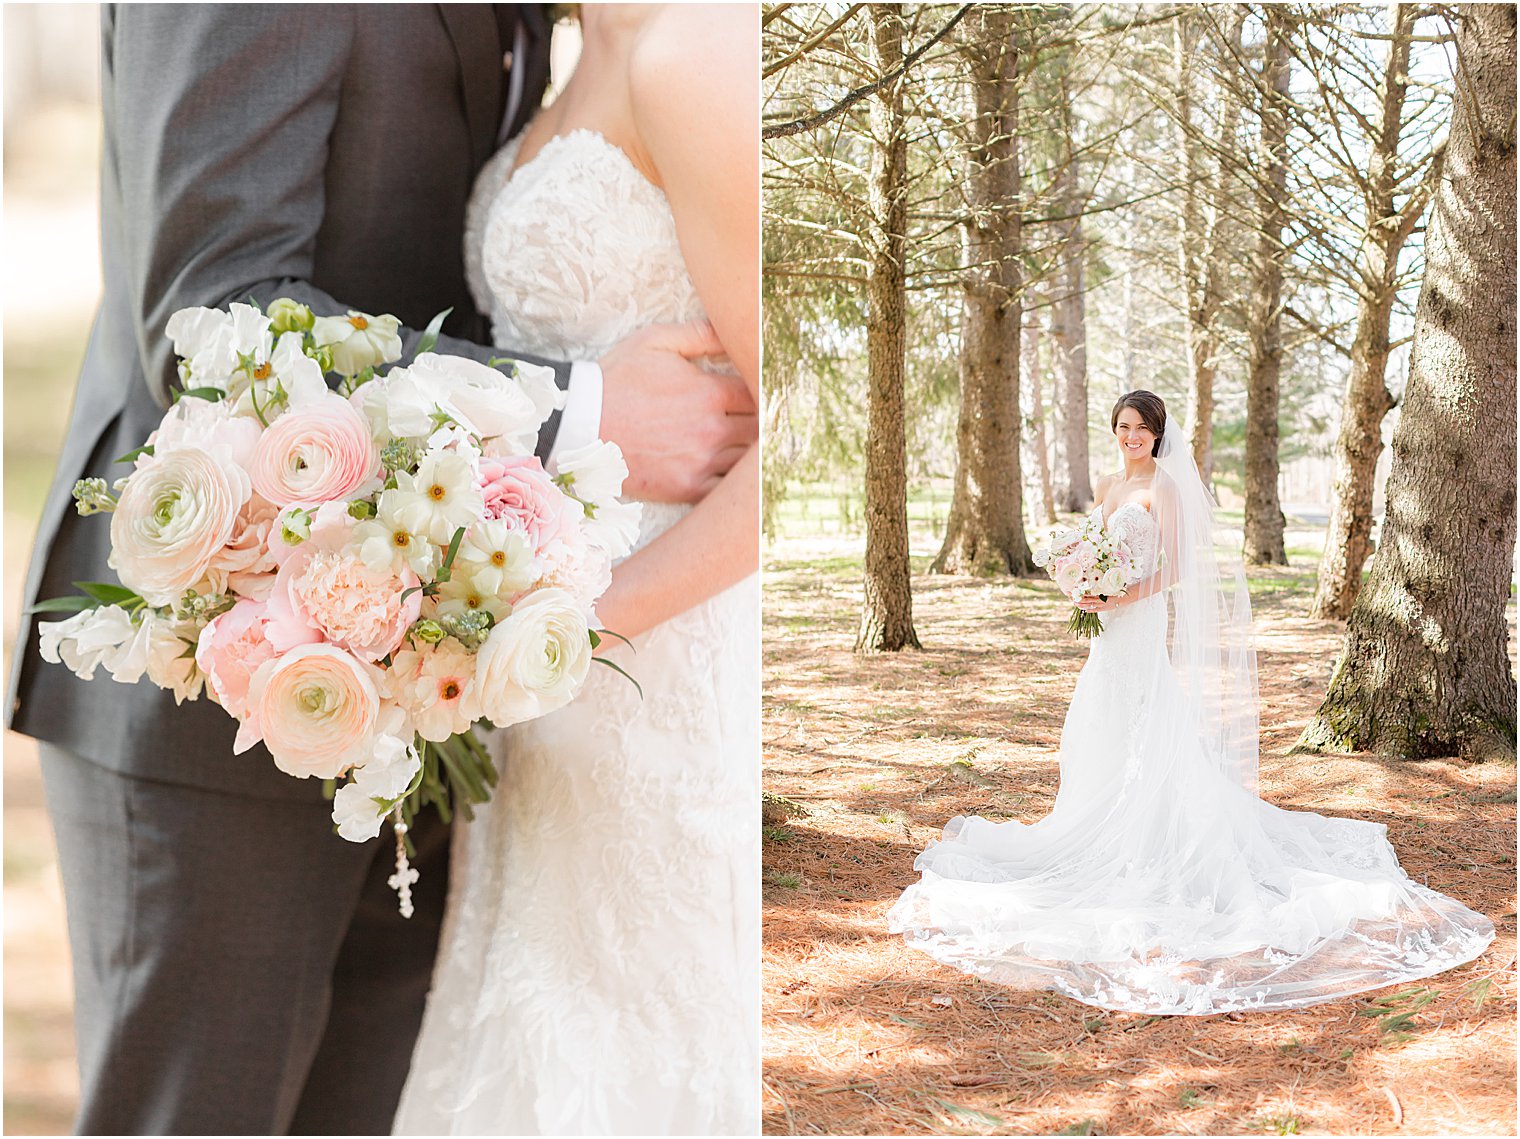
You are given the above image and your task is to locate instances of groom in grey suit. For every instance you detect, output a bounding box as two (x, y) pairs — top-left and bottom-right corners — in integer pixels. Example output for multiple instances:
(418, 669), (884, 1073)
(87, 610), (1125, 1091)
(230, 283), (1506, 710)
(6, 5), (753, 1134)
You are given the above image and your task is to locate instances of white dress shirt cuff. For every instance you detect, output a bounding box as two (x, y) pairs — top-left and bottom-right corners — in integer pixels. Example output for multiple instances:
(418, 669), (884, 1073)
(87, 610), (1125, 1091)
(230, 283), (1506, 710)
(548, 360), (604, 466)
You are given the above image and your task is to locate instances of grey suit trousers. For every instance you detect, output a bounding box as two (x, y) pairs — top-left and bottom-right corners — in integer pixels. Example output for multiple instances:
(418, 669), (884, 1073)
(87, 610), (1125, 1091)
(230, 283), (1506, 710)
(41, 745), (452, 1136)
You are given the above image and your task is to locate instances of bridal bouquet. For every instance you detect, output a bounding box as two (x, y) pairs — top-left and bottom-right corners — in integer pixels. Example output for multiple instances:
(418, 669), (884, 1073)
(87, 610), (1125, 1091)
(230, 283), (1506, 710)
(1032, 513), (1132, 639)
(35, 298), (640, 910)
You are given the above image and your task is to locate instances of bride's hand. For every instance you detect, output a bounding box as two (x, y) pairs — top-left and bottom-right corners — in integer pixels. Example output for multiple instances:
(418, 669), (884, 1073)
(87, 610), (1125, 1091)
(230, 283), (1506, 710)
(1075, 594), (1122, 613)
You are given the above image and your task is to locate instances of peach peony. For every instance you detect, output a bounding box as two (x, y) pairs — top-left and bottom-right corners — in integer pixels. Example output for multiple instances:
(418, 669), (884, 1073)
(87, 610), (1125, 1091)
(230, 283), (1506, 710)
(196, 600), (279, 719)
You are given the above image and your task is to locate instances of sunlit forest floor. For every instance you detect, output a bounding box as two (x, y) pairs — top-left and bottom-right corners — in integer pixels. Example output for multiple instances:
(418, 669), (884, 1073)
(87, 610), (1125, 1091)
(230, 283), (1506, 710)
(762, 509), (1517, 1137)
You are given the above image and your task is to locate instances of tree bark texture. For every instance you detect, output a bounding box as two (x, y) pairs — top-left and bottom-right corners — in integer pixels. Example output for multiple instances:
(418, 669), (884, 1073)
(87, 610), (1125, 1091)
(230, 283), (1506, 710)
(1297, 3), (1516, 760)
(1310, 3), (1422, 619)
(1242, 5), (1290, 565)
(934, 5), (1035, 576)
(1048, 58), (1093, 512)
(1021, 304), (1057, 526)
(856, 4), (921, 651)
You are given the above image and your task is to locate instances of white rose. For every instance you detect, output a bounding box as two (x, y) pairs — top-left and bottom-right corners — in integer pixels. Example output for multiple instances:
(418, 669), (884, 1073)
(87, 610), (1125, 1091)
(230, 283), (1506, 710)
(109, 448), (252, 606)
(1098, 567), (1127, 597)
(473, 588), (592, 727)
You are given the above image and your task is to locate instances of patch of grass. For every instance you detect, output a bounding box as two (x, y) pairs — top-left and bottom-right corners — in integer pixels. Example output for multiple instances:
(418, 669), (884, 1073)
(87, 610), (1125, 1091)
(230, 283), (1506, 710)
(1054, 1120), (1100, 1136)
(762, 826), (794, 843)
(1178, 1087), (1207, 1109)
(876, 810), (907, 827)
(1251, 1114), (1301, 1135)
(1358, 987), (1437, 1044)
(765, 869), (803, 890)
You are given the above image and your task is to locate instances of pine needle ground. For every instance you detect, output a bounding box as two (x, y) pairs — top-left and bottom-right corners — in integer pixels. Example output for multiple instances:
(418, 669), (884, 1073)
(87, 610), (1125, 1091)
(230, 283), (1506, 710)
(762, 533), (1516, 1137)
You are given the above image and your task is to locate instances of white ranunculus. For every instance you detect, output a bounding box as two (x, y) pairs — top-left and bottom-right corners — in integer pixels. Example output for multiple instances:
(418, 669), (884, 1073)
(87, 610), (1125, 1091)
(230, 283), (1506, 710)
(551, 440), (641, 558)
(312, 311), (402, 377)
(1098, 567), (1127, 597)
(473, 588), (591, 728)
(109, 448), (252, 606)
(39, 605), (137, 681)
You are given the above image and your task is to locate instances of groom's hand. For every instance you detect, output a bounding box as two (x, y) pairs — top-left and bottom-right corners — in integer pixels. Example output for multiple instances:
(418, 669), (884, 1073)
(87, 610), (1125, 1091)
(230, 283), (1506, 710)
(597, 320), (757, 503)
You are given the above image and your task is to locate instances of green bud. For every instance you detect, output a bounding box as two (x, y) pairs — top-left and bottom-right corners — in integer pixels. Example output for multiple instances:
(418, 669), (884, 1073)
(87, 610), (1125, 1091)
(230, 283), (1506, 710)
(72, 477), (117, 516)
(268, 297), (314, 334)
(347, 499), (377, 520)
(280, 507), (313, 545)
(411, 619), (447, 645)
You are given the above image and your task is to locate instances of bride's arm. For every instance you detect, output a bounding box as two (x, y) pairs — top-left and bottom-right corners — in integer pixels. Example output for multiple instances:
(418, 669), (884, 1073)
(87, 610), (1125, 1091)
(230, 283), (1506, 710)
(591, 5), (760, 641)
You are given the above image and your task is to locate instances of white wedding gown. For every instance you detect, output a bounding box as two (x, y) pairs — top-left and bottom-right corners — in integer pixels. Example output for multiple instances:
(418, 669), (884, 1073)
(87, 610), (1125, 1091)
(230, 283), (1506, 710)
(393, 130), (759, 1134)
(889, 502), (1494, 1015)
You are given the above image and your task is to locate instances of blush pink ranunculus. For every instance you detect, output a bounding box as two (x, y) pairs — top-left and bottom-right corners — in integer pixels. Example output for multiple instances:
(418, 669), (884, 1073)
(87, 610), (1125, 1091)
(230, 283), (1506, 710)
(196, 600), (279, 719)
(236, 643), (380, 779)
(477, 456), (581, 553)
(249, 393), (380, 508)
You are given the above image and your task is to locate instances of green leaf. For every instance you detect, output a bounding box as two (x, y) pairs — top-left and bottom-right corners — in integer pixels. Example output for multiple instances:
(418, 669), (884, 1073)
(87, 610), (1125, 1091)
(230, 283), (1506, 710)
(440, 526), (466, 574)
(414, 307), (453, 357)
(114, 444), (155, 464)
(175, 385), (227, 403)
(594, 627), (636, 652)
(73, 581), (140, 606)
(593, 655), (643, 700)
(26, 596), (96, 615)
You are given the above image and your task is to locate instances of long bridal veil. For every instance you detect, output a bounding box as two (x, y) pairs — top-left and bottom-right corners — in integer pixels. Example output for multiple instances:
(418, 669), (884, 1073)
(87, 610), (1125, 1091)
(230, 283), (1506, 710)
(888, 422), (1495, 1015)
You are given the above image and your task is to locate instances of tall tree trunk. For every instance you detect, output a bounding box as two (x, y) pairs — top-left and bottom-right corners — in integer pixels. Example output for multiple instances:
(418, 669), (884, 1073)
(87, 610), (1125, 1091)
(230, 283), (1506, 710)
(1048, 53), (1093, 512)
(856, 5), (921, 651)
(1242, 4), (1291, 565)
(1296, 3), (1516, 759)
(1310, 3), (1425, 620)
(1173, 6), (1240, 485)
(1021, 301), (1057, 526)
(935, 6), (1034, 576)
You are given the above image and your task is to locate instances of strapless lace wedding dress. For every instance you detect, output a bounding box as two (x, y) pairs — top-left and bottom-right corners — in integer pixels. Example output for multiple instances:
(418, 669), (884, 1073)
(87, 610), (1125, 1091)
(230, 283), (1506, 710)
(393, 130), (759, 1134)
(889, 503), (1494, 1015)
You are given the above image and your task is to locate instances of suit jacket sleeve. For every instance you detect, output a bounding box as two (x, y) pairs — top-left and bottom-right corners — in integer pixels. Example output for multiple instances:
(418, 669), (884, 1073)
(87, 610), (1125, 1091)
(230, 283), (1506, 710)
(106, 3), (569, 457)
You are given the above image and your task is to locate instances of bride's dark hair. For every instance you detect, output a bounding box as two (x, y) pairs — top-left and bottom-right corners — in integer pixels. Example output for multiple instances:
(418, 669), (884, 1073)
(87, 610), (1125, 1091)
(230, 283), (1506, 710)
(1111, 390), (1166, 457)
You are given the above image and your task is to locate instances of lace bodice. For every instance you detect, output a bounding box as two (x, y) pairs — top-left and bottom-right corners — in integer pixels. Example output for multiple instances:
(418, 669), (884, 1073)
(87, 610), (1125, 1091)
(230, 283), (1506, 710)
(465, 130), (704, 360)
(1097, 502), (1159, 585)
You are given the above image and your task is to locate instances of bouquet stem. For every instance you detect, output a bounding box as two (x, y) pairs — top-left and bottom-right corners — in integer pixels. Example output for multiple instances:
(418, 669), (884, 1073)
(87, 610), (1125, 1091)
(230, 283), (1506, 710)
(1066, 606), (1105, 639)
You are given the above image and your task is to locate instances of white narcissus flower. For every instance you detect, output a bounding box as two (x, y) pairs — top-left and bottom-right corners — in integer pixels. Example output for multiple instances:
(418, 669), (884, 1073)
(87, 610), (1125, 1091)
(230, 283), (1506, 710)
(109, 447), (253, 606)
(456, 522), (534, 599)
(353, 490), (437, 579)
(312, 311), (402, 377)
(551, 440), (642, 559)
(393, 451), (484, 545)
(473, 588), (591, 728)
(432, 567), (512, 624)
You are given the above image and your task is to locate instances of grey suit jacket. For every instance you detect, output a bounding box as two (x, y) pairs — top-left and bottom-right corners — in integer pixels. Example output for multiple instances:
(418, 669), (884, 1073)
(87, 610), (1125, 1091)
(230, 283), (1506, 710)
(8, 3), (558, 799)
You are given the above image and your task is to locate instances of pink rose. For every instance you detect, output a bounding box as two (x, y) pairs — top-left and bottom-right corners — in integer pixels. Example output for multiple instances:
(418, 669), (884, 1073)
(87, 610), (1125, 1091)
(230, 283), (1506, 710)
(250, 394), (380, 507)
(478, 456), (581, 551)
(236, 643), (381, 779)
(196, 600), (279, 719)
